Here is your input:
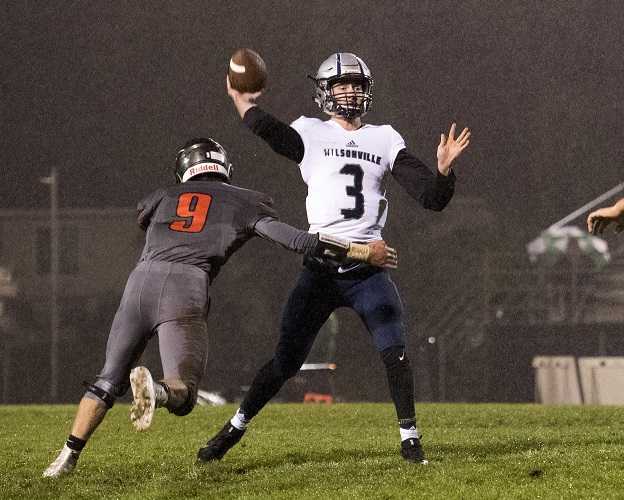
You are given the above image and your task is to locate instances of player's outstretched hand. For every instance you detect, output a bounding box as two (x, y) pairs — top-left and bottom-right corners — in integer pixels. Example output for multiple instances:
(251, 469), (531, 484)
(367, 240), (398, 269)
(437, 122), (470, 175)
(226, 75), (263, 118)
(587, 206), (624, 235)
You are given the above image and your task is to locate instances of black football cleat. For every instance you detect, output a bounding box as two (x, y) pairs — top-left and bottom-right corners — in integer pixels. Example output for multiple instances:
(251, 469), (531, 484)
(197, 421), (245, 462)
(400, 437), (429, 464)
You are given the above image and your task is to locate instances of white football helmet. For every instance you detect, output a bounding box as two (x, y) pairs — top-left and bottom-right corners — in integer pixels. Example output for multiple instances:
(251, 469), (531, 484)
(310, 52), (374, 119)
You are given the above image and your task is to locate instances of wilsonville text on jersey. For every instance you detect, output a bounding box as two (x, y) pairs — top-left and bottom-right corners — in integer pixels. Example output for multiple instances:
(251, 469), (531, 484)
(323, 147), (382, 165)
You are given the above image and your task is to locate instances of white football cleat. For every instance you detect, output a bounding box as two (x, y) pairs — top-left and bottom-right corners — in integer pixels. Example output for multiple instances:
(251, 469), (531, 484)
(43, 444), (79, 478)
(130, 366), (156, 431)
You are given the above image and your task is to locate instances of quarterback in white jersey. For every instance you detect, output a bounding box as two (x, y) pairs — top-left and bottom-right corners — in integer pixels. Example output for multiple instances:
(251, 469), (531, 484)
(291, 116), (405, 241)
(199, 52), (470, 466)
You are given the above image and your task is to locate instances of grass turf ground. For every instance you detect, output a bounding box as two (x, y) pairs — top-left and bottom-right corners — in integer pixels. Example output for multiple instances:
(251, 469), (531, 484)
(1, 403), (624, 499)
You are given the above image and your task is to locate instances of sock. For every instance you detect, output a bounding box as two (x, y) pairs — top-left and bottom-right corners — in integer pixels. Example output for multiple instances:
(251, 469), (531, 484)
(399, 419), (421, 441)
(381, 346), (416, 423)
(230, 408), (250, 431)
(66, 434), (86, 454)
(239, 359), (289, 420)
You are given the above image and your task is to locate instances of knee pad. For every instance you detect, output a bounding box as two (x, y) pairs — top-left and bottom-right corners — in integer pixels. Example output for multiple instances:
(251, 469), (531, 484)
(381, 345), (410, 369)
(165, 383), (197, 417)
(82, 380), (116, 409)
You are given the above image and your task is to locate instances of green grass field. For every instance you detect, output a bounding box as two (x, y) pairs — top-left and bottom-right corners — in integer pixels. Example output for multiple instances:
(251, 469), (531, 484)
(1, 403), (624, 499)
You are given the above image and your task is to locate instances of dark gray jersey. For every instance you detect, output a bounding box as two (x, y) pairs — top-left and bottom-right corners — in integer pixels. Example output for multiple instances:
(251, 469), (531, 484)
(137, 180), (279, 280)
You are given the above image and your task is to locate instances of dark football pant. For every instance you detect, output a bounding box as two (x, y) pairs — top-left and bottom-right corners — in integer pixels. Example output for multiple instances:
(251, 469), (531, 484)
(86, 260), (210, 412)
(241, 261), (415, 421)
(273, 264), (407, 372)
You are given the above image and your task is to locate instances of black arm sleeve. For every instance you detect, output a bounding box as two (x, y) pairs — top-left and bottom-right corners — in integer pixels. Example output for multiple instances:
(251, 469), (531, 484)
(391, 149), (456, 211)
(253, 217), (319, 254)
(243, 106), (305, 163)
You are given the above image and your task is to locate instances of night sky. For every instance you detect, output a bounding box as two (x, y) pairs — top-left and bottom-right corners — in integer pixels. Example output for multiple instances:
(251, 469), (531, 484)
(3, 1), (624, 246)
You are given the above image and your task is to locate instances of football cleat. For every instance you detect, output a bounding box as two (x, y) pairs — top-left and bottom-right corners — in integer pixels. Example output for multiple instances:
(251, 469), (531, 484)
(197, 421), (245, 462)
(400, 437), (429, 465)
(130, 366), (156, 431)
(42, 445), (79, 478)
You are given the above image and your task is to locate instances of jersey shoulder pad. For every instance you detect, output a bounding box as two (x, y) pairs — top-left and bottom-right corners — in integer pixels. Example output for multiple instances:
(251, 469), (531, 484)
(383, 124), (404, 140)
(224, 184), (275, 214)
(138, 187), (167, 207)
(137, 188), (166, 230)
(290, 115), (322, 133)
(382, 125), (407, 168)
(222, 183), (261, 197)
(364, 123), (404, 139)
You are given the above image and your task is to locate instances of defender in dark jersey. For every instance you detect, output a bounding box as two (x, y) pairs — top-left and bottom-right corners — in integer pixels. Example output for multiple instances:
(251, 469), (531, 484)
(43, 138), (398, 478)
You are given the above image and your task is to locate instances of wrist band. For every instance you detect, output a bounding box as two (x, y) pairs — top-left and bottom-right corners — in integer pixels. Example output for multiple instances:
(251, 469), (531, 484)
(347, 243), (371, 262)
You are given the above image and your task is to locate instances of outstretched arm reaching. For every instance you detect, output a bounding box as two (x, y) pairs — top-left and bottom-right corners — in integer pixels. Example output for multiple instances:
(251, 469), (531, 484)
(253, 217), (398, 269)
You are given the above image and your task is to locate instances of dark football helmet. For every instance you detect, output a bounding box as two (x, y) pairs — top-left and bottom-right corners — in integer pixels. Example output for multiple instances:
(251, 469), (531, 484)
(174, 138), (233, 183)
(309, 52), (374, 119)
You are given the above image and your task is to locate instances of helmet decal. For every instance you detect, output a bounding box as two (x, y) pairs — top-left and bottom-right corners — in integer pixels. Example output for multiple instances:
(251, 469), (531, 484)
(174, 138), (233, 183)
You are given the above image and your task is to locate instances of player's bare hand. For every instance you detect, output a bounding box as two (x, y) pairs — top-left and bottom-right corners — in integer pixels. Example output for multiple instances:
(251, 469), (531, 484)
(587, 206), (624, 235)
(225, 75), (262, 104)
(367, 240), (398, 269)
(437, 122), (470, 175)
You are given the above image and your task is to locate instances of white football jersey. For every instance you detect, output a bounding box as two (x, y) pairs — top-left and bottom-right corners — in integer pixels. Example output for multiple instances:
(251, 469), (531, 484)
(291, 116), (405, 241)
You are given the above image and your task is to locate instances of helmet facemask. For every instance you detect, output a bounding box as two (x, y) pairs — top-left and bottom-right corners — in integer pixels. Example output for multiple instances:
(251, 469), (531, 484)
(324, 76), (373, 119)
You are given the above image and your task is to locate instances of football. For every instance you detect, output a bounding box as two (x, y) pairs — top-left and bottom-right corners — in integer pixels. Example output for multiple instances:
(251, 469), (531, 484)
(228, 48), (267, 93)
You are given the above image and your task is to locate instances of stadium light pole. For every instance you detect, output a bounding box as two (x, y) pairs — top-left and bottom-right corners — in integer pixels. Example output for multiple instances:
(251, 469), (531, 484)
(40, 169), (60, 401)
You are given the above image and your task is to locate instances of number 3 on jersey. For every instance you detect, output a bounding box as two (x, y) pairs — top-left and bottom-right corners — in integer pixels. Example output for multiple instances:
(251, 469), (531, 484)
(169, 193), (212, 233)
(340, 164), (364, 219)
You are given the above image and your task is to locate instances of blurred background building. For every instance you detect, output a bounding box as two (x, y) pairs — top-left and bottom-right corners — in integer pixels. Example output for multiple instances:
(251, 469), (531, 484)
(1, 195), (622, 404)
